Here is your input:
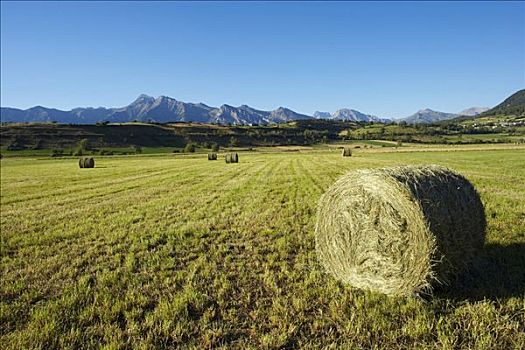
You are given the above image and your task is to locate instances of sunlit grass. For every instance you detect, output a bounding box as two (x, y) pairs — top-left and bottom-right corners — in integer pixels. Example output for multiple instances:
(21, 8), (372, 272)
(1, 148), (524, 348)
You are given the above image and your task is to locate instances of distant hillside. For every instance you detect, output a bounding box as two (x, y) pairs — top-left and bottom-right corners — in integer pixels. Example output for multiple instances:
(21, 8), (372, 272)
(480, 89), (525, 117)
(0, 94), (312, 125)
(0, 119), (358, 151)
(313, 108), (390, 123)
(401, 109), (458, 124)
(402, 106), (494, 124)
(458, 107), (489, 116)
(313, 111), (332, 119)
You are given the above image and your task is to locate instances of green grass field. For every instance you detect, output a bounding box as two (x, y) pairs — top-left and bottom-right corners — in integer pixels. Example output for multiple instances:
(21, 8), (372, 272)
(1, 147), (524, 349)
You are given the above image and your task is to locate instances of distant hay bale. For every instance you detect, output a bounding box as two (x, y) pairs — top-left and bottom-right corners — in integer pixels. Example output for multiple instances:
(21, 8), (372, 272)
(342, 147), (352, 157)
(208, 153), (217, 160)
(315, 165), (486, 296)
(79, 157), (95, 168)
(225, 152), (238, 163)
(85, 157), (95, 168)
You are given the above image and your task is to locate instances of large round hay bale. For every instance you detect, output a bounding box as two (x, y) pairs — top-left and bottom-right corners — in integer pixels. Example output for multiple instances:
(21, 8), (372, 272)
(78, 158), (85, 168)
(231, 152), (239, 163)
(208, 152), (217, 160)
(342, 147), (352, 157)
(315, 164), (485, 296)
(225, 153), (231, 163)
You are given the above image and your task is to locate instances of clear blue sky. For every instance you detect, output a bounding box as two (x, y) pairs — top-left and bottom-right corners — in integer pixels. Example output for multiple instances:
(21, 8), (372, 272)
(1, 1), (524, 118)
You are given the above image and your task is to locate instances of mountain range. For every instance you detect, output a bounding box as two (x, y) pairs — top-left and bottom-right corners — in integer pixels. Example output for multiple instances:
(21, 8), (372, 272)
(400, 106), (489, 124)
(0, 95), (314, 125)
(3, 90), (521, 125)
(1, 94), (395, 125)
(401, 109), (459, 124)
(313, 109), (390, 123)
(458, 107), (490, 116)
(398, 90), (525, 124)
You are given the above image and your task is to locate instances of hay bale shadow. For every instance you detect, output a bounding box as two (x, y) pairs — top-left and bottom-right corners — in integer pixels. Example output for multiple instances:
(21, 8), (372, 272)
(435, 242), (525, 301)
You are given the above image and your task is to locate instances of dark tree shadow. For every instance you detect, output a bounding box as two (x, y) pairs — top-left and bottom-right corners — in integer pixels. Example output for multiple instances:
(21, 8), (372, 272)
(434, 243), (525, 301)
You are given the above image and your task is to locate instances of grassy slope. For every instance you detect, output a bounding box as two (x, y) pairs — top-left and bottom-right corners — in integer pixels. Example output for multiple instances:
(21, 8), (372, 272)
(479, 89), (525, 117)
(1, 148), (524, 349)
(348, 123), (525, 144)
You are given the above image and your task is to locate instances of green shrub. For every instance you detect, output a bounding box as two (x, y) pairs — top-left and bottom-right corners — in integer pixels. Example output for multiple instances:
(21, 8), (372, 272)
(6, 138), (24, 151)
(51, 149), (64, 157)
(228, 137), (238, 147)
(73, 149), (83, 156)
(184, 143), (196, 153)
(99, 149), (114, 156)
(78, 138), (90, 150)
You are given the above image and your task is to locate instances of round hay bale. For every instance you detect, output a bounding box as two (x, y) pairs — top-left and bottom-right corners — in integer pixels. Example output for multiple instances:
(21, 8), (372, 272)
(225, 153), (231, 163)
(78, 157), (93, 168)
(315, 164), (485, 296)
(231, 152), (238, 163)
(342, 147), (352, 157)
(208, 152), (217, 160)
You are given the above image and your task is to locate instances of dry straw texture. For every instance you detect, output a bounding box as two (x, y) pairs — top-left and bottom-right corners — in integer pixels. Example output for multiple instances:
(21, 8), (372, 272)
(342, 147), (352, 157)
(315, 164), (486, 296)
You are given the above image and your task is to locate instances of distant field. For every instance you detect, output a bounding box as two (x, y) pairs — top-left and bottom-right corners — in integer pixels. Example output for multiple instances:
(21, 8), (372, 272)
(2, 120), (524, 157)
(441, 133), (525, 142)
(1, 147), (524, 348)
(2, 139), (523, 158)
(0, 146), (181, 158)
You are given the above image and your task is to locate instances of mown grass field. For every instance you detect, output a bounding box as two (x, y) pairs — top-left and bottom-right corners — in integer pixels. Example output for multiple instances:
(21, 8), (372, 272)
(1, 147), (524, 349)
